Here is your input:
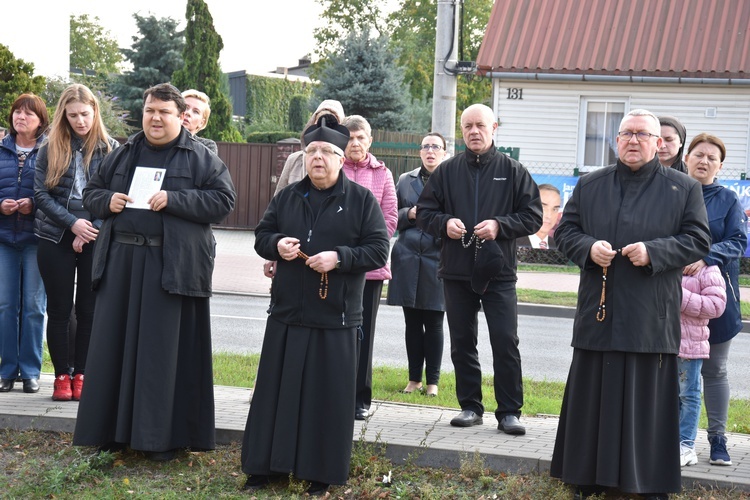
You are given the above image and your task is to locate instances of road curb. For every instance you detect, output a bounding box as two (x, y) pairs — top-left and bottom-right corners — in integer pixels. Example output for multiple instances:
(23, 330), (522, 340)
(212, 291), (750, 333)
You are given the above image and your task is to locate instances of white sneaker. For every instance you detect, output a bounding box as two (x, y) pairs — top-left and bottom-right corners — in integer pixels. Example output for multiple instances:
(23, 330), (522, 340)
(680, 444), (698, 466)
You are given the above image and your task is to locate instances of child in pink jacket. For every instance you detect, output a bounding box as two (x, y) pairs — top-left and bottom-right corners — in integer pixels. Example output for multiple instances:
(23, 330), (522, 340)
(678, 264), (726, 466)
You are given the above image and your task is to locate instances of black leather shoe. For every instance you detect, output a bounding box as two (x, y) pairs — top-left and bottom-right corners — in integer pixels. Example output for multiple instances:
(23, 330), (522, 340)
(98, 442), (127, 454)
(355, 408), (369, 420)
(450, 410), (483, 427)
(497, 415), (526, 435)
(0, 379), (14, 392)
(573, 485), (608, 499)
(22, 378), (39, 393)
(306, 480), (329, 496)
(243, 475), (270, 491)
(146, 449), (177, 462)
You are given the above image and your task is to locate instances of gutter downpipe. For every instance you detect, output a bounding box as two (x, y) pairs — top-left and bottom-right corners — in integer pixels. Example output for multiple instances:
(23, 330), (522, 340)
(484, 72), (750, 85)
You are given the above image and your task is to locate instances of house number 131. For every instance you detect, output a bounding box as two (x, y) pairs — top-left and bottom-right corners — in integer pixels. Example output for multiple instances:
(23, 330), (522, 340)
(507, 88), (523, 100)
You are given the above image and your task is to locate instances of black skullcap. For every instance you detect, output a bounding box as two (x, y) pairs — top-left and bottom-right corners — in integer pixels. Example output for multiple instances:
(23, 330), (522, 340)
(303, 115), (350, 153)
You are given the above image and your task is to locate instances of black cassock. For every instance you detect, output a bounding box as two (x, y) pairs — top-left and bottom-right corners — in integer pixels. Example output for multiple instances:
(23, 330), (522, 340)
(73, 210), (215, 452)
(241, 316), (357, 485)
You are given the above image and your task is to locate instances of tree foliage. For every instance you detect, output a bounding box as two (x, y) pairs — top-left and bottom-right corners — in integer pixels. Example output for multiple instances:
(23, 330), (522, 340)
(109, 15), (184, 127)
(312, 0), (386, 62)
(245, 76), (314, 132)
(388, 0), (493, 112)
(43, 77), (134, 139)
(0, 44), (46, 128)
(288, 94), (310, 132)
(313, 29), (410, 131)
(69, 14), (123, 79)
(171, 0), (241, 142)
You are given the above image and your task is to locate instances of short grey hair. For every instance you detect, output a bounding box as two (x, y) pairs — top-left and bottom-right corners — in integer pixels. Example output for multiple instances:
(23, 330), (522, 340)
(342, 115), (372, 137)
(621, 109), (661, 135)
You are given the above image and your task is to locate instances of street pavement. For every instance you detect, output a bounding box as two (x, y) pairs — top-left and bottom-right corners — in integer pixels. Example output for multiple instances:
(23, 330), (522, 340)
(2, 228), (749, 492)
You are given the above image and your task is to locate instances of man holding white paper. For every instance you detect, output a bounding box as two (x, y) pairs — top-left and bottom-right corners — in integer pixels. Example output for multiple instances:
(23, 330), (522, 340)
(73, 83), (236, 461)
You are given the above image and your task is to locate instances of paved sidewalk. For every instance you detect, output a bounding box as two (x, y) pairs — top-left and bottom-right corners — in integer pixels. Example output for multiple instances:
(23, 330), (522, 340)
(2, 374), (749, 492)
(3, 229), (748, 492)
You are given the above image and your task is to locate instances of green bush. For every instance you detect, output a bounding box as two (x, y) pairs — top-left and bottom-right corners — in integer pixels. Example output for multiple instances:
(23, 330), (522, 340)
(246, 131), (299, 144)
(288, 94), (309, 132)
(245, 75), (314, 129)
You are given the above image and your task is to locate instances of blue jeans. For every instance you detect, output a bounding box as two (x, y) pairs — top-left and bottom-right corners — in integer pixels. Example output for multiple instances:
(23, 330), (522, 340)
(0, 242), (46, 380)
(678, 357), (703, 446)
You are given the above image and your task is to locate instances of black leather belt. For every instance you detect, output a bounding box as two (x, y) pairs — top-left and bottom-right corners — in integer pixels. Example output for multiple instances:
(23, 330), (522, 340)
(113, 232), (163, 247)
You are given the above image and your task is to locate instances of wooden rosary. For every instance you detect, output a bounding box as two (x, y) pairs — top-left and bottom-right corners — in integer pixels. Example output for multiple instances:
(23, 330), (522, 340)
(596, 266), (607, 322)
(297, 250), (328, 299)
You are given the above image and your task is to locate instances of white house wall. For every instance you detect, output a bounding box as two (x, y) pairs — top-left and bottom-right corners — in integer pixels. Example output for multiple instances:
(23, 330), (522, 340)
(491, 80), (750, 178)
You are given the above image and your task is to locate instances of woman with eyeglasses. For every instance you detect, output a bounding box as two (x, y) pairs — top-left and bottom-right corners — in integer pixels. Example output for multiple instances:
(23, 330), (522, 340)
(658, 115), (688, 173)
(683, 133), (747, 467)
(341, 115), (398, 420)
(387, 133), (447, 397)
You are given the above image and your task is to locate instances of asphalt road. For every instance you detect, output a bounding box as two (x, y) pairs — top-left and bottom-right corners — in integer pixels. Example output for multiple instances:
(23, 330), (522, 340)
(210, 294), (750, 399)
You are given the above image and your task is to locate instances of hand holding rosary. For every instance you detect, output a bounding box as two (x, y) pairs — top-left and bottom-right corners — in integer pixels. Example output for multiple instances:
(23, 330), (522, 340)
(297, 250), (328, 299)
(596, 247), (622, 322)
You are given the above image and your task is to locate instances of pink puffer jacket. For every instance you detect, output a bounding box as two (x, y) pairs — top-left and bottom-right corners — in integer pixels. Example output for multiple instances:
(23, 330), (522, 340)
(679, 265), (727, 359)
(343, 152), (397, 281)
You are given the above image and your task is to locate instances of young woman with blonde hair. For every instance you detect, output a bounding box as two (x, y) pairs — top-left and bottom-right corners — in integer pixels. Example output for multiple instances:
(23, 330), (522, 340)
(34, 83), (119, 401)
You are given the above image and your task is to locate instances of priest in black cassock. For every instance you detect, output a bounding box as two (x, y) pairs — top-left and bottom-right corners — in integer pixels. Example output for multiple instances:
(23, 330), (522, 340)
(73, 83), (236, 461)
(241, 115), (389, 496)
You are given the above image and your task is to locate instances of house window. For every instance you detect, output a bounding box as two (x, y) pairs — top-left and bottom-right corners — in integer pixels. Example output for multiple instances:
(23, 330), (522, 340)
(580, 100), (625, 168)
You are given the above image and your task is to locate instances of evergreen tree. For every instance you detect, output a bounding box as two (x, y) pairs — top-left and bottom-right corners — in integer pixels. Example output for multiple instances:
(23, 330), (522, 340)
(172, 0), (241, 142)
(314, 29), (409, 131)
(0, 44), (46, 128)
(109, 15), (184, 127)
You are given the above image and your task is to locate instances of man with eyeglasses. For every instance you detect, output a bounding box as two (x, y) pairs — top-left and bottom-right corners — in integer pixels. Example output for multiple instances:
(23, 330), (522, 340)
(550, 109), (711, 499)
(417, 104), (542, 436)
(240, 116), (389, 495)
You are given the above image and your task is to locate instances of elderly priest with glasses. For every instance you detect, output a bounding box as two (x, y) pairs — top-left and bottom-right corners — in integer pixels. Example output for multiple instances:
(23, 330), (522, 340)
(240, 114), (389, 496)
(550, 109), (711, 499)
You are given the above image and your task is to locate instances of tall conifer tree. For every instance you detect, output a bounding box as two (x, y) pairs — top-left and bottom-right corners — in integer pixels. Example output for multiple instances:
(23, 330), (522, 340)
(172, 0), (240, 142)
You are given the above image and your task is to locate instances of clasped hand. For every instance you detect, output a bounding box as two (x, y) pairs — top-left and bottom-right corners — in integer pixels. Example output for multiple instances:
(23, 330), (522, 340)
(277, 237), (338, 273)
(446, 218), (499, 240)
(590, 240), (650, 267)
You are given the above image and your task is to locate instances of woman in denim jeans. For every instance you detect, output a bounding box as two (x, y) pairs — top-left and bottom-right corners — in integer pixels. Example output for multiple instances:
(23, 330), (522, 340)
(0, 93), (49, 394)
(684, 133), (747, 466)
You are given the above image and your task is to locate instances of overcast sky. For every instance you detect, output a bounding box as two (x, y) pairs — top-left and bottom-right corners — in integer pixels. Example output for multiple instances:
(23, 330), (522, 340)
(2, 1), (396, 79)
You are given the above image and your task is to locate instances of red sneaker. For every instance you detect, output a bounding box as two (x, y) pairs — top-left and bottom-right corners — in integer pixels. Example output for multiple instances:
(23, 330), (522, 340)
(71, 374), (84, 401)
(52, 374), (72, 401)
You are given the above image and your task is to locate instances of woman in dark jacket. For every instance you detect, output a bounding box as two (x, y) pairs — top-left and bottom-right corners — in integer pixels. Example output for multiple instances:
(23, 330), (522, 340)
(0, 93), (49, 394)
(34, 84), (119, 401)
(386, 132), (446, 396)
(683, 133), (747, 467)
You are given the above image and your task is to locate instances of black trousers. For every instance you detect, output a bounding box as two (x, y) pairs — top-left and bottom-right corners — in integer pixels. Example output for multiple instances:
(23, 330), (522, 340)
(355, 280), (383, 411)
(403, 307), (444, 385)
(37, 232), (95, 376)
(443, 279), (522, 419)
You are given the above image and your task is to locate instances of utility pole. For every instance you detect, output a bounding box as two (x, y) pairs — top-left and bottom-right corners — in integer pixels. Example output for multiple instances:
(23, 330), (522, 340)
(431, 0), (461, 155)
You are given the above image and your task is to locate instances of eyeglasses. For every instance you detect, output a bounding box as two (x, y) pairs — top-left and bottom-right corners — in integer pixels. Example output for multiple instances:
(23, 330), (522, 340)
(618, 131), (659, 142)
(304, 146), (342, 157)
(420, 144), (444, 151)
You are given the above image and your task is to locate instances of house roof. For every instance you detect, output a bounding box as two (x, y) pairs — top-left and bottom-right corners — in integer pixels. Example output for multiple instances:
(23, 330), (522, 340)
(476, 0), (750, 80)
